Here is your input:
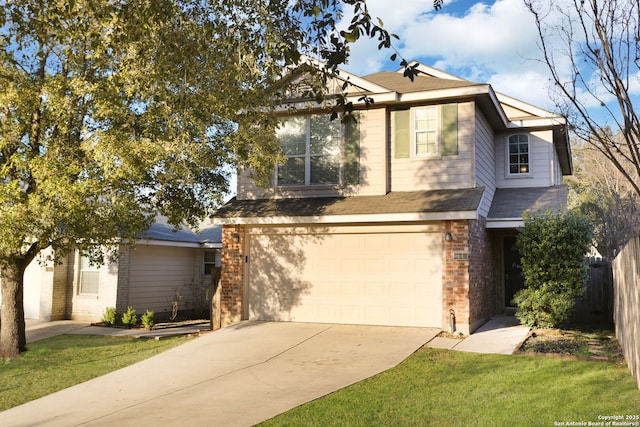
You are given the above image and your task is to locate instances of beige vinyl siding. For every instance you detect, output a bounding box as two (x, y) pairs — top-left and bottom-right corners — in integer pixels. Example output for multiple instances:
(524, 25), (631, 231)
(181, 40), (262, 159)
(127, 245), (197, 316)
(246, 223), (443, 328)
(237, 108), (388, 200)
(552, 142), (564, 185)
(474, 107), (496, 217)
(391, 101), (474, 192)
(495, 129), (556, 188)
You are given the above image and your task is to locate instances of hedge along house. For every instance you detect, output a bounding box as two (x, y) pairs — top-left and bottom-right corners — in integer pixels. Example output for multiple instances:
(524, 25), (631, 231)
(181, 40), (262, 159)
(211, 61), (572, 335)
(11, 220), (223, 322)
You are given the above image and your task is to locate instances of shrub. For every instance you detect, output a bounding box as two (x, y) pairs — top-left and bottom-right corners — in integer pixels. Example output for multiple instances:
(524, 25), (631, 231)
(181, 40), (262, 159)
(141, 310), (155, 330)
(101, 307), (118, 326)
(121, 306), (138, 328)
(514, 211), (594, 328)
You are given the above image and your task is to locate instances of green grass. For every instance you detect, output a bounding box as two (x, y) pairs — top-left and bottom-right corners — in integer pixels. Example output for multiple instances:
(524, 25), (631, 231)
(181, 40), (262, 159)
(0, 334), (193, 411)
(260, 348), (640, 426)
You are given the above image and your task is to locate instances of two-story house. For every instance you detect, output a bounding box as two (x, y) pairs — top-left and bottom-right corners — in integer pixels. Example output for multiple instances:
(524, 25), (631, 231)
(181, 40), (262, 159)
(211, 62), (571, 335)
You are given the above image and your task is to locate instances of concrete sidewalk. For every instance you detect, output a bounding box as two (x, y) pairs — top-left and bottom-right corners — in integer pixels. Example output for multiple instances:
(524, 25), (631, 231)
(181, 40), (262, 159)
(427, 315), (530, 354)
(25, 319), (90, 343)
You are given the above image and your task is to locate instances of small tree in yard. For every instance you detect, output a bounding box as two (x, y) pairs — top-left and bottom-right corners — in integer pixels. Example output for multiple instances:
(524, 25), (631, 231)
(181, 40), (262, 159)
(514, 211), (594, 328)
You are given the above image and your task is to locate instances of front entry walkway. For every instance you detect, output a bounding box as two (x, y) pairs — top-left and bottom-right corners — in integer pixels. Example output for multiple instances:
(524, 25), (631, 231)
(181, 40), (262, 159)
(427, 315), (530, 354)
(3, 322), (439, 427)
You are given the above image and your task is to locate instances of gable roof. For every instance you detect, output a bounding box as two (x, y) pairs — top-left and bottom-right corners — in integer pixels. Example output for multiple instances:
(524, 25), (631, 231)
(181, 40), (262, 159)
(211, 188), (484, 225)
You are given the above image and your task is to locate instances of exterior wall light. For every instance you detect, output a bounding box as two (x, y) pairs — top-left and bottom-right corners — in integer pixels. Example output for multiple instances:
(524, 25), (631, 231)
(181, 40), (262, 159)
(232, 233), (240, 243)
(444, 232), (454, 242)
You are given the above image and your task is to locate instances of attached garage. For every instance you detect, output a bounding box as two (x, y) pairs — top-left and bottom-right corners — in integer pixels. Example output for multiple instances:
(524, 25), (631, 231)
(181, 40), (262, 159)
(246, 224), (442, 327)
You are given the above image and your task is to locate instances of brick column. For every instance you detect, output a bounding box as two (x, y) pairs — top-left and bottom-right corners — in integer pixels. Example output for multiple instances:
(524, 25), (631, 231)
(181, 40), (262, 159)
(442, 217), (498, 335)
(442, 220), (471, 335)
(468, 217), (497, 331)
(220, 225), (245, 326)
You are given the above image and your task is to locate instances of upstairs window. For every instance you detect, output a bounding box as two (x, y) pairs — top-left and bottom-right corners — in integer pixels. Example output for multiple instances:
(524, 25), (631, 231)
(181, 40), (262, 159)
(508, 134), (530, 175)
(276, 114), (360, 187)
(414, 107), (438, 156)
(393, 104), (458, 158)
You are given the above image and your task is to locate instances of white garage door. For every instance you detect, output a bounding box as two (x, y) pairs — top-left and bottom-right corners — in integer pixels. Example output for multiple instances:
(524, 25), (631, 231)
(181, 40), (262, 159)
(247, 225), (442, 327)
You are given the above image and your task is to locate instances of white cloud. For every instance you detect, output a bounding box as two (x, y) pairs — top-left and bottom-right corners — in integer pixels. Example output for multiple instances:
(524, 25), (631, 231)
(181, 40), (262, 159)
(340, 0), (559, 109)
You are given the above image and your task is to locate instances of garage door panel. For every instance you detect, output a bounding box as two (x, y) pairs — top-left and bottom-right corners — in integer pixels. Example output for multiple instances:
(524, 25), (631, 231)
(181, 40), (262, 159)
(248, 227), (442, 327)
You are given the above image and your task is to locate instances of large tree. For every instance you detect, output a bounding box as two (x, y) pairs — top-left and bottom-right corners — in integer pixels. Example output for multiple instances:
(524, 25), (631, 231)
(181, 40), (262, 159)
(567, 139), (640, 259)
(0, 0), (443, 358)
(525, 0), (640, 197)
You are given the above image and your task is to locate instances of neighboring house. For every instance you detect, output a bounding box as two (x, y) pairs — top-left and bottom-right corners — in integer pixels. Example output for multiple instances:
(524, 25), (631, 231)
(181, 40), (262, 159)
(15, 221), (222, 322)
(211, 62), (571, 335)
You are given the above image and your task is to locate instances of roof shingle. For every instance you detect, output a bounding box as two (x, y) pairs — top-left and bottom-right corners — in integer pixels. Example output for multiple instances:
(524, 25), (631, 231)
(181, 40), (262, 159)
(488, 185), (568, 219)
(213, 188), (485, 221)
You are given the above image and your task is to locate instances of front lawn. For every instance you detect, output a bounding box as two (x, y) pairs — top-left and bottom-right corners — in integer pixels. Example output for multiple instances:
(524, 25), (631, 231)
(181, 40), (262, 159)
(0, 334), (193, 411)
(260, 348), (640, 426)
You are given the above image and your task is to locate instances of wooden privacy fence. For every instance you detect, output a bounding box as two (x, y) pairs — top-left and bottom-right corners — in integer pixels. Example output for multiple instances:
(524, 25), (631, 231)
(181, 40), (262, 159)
(612, 236), (640, 389)
(573, 257), (613, 322)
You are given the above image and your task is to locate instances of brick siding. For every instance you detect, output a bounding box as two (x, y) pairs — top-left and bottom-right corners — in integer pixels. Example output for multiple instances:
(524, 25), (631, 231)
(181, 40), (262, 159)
(468, 216), (497, 330)
(220, 225), (245, 326)
(442, 217), (497, 335)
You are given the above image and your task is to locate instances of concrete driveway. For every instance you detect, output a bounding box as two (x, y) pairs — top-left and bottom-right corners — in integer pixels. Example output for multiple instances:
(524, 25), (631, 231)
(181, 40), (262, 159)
(1, 321), (439, 427)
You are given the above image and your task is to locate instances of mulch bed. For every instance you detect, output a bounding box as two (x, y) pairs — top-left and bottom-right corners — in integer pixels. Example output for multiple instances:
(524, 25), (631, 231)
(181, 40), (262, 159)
(91, 319), (210, 330)
(517, 327), (625, 363)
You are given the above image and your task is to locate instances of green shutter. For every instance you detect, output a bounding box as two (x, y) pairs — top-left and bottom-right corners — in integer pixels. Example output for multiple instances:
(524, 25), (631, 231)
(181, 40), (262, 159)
(441, 103), (458, 156)
(344, 113), (360, 185)
(393, 109), (410, 158)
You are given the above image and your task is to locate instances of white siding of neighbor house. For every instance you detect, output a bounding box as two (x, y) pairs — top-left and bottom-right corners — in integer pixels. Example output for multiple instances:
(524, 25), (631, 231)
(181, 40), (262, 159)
(390, 101), (475, 192)
(474, 107), (496, 218)
(69, 251), (119, 322)
(1, 249), (53, 319)
(237, 108), (388, 200)
(495, 129), (557, 188)
(22, 253), (47, 319)
(127, 245), (198, 318)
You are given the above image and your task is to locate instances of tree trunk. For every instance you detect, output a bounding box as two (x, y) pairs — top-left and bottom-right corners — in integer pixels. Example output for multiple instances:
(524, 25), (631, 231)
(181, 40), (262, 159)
(0, 262), (27, 358)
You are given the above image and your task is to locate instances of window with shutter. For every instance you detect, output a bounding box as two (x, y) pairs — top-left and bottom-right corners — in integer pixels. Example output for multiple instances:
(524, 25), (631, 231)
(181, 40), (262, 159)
(393, 104), (458, 158)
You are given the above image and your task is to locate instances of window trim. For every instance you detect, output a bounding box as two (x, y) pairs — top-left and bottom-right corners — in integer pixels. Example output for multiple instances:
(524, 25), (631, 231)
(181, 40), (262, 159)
(506, 133), (531, 177)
